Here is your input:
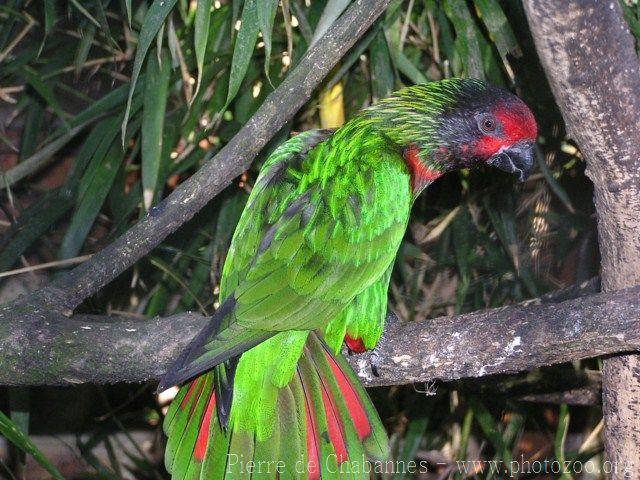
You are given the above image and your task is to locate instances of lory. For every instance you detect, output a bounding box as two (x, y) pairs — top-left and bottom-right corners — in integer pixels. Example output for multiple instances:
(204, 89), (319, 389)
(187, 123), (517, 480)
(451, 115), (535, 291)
(159, 78), (537, 479)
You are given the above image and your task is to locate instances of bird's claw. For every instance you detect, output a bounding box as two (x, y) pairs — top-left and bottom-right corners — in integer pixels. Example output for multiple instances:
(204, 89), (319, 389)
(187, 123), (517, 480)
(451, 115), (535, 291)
(369, 350), (380, 377)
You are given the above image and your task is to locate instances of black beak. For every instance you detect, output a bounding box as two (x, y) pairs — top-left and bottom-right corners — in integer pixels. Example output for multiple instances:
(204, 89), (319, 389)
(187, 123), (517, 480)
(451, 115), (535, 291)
(487, 141), (535, 182)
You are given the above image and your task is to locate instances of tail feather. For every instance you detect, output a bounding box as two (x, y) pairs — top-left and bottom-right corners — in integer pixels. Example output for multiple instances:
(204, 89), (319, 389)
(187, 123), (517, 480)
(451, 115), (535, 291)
(163, 332), (389, 479)
(314, 337), (388, 460)
(199, 412), (231, 479)
(165, 374), (213, 480)
(306, 333), (388, 466)
(215, 358), (238, 428)
(274, 383), (305, 480)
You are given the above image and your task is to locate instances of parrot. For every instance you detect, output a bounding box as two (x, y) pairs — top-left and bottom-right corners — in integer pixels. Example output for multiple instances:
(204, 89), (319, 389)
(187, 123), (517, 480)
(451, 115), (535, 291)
(159, 78), (538, 479)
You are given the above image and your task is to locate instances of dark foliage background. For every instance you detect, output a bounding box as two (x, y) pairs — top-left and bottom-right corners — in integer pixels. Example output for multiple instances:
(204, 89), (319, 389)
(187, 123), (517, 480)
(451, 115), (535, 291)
(1, 0), (638, 477)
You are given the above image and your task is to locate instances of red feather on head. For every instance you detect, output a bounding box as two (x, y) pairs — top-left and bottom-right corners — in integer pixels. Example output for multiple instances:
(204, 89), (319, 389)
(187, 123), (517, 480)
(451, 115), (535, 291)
(473, 99), (538, 160)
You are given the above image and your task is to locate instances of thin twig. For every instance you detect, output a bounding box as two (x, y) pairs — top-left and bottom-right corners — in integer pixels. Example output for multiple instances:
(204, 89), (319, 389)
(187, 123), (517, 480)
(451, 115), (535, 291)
(0, 255), (93, 279)
(399, 0), (415, 50)
(0, 14), (35, 64)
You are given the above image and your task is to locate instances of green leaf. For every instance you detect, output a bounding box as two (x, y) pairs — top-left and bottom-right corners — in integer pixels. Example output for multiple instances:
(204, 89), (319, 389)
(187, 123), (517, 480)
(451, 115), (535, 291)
(142, 49), (171, 210)
(68, 79), (137, 131)
(20, 97), (45, 160)
(76, 118), (122, 199)
(194, 0), (213, 98)
(124, 0), (133, 27)
(69, 0), (101, 28)
(2, 121), (89, 190)
(391, 48), (428, 84)
(326, 24), (380, 90)
(452, 205), (474, 283)
(226, 0), (260, 106)
(74, 24), (96, 77)
(257, 0), (279, 78)
(369, 30), (394, 100)
(8, 387), (30, 471)
(473, 0), (519, 61)
(436, 5), (456, 61)
(59, 109), (142, 259)
(19, 66), (69, 127)
(58, 121), (123, 259)
(536, 145), (575, 213)
(0, 188), (76, 271)
(149, 256), (209, 315)
(443, 0), (484, 79)
(393, 416), (429, 480)
(122, 0), (178, 141)
(468, 397), (513, 472)
(44, 0), (57, 34)
(310, 0), (350, 44)
(231, 0), (244, 32)
(483, 190), (539, 297)
(59, 143), (125, 260)
(95, 0), (116, 48)
(0, 410), (64, 480)
(554, 404), (573, 480)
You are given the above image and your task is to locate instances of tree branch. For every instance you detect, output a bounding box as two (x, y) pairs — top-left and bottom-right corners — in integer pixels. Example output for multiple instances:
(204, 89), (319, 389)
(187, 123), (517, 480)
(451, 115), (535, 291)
(523, 0), (640, 472)
(3, 280), (638, 389)
(22, 0), (391, 314)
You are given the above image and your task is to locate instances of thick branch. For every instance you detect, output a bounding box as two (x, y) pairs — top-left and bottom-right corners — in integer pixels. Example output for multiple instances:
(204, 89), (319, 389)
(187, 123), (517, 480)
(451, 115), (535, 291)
(523, 0), (640, 472)
(25, 0), (391, 313)
(1, 282), (637, 388)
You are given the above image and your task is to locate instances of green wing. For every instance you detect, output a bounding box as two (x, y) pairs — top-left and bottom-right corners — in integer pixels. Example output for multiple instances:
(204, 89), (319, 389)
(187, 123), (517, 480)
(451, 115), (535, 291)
(161, 126), (412, 388)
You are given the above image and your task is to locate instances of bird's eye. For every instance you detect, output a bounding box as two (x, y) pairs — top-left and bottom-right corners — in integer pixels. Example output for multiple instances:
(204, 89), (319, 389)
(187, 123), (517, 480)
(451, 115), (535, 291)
(478, 115), (497, 134)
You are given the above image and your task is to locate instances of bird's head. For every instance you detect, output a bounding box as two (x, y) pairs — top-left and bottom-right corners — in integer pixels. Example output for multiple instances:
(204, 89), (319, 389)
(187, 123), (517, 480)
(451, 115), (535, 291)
(366, 79), (538, 191)
(435, 80), (538, 182)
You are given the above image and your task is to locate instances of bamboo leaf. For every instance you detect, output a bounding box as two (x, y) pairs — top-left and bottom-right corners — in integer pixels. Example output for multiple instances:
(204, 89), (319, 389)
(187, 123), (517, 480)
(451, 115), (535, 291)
(69, 0), (101, 28)
(124, 0), (133, 27)
(310, 0), (350, 45)
(473, 0), (519, 60)
(95, 0), (116, 47)
(59, 141), (125, 259)
(226, 0), (260, 106)
(483, 190), (539, 297)
(369, 30), (395, 100)
(19, 66), (69, 127)
(149, 256), (209, 315)
(20, 97), (44, 160)
(555, 404), (573, 480)
(257, 0), (279, 78)
(142, 49), (171, 210)
(391, 48), (428, 84)
(443, 0), (484, 79)
(44, 0), (57, 34)
(393, 416), (429, 480)
(122, 0), (177, 141)
(0, 189), (76, 271)
(59, 109), (141, 259)
(326, 24), (380, 90)
(536, 145), (575, 213)
(58, 121), (122, 259)
(468, 397), (513, 473)
(194, 0), (212, 98)
(0, 411), (64, 480)
(74, 24), (96, 77)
